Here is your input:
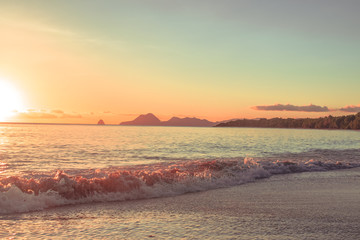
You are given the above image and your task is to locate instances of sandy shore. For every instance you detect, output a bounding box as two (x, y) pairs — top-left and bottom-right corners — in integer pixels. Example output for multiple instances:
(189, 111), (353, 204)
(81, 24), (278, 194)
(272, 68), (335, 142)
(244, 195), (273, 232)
(1, 168), (360, 239)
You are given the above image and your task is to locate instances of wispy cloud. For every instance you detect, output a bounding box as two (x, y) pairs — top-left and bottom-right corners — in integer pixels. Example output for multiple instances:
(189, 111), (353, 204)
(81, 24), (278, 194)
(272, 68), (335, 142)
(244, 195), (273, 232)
(17, 109), (82, 119)
(252, 104), (330, 112)
(339, 104), (360, 112)
(18, 112), (58, 119)
(51, 110), (64, 114)
(29, 24), (75, 36)
(60, 113), (82, 119)
(51, 109), (82, 119)
(3, 18), (75, 37)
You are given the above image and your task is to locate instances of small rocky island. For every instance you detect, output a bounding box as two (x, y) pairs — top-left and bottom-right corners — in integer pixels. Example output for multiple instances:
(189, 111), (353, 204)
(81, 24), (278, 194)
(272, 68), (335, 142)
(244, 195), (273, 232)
(97, 119), (105, 125)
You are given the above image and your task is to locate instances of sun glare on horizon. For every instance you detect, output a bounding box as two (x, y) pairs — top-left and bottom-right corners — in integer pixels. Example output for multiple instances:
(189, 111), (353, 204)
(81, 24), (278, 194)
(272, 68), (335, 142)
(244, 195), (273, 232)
(0, 79), (23, 122)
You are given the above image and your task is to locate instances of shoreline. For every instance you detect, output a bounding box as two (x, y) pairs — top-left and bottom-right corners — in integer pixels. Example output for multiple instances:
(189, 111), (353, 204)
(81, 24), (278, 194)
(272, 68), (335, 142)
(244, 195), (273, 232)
(1, 167), (359, 239)
(1, 122), (360, 132)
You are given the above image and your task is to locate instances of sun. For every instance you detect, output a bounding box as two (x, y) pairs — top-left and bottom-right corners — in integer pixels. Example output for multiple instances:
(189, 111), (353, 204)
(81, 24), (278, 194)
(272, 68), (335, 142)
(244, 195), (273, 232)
(0, 79), (23, 122)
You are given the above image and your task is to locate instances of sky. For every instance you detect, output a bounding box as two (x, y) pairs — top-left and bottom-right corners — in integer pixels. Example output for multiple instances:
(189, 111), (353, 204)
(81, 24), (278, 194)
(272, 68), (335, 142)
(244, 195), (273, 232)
(0, 0), (359, 124)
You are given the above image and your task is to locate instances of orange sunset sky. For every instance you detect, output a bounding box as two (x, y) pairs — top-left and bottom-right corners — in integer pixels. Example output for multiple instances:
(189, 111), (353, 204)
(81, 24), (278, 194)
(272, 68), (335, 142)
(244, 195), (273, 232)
(0, 1), (360, 124)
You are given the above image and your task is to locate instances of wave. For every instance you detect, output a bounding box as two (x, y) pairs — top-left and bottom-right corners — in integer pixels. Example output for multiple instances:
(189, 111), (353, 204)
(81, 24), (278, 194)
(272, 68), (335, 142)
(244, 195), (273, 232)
(1, 158), (358, 214)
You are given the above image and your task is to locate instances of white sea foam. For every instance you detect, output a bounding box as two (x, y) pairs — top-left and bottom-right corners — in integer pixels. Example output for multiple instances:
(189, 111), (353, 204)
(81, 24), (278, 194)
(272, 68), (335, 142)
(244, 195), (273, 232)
(1, 158), (358, 214)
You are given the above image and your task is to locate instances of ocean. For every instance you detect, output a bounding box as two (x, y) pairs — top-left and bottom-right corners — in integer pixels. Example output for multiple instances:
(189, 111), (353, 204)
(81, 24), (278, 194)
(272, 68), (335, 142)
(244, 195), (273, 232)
(1, 124), (359, 239)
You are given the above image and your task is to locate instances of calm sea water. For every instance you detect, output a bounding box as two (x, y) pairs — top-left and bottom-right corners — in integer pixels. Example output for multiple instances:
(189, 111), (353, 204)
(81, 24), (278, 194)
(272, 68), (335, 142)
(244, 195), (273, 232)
(0, 124), (360, 239)
(1, 124), (359, 176)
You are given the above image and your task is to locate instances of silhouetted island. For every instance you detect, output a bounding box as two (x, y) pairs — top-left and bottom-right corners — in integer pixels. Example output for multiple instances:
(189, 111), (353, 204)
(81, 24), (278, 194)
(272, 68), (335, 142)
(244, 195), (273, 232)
(120, 113), (161, 126)
(120, 113), (215, 127)
(215, 112), (360, 130)
(97, 119), (105, 125)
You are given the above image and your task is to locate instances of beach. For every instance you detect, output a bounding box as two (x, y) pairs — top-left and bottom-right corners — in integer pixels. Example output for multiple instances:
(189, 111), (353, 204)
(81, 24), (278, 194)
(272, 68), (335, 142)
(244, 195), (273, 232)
(1, 167), (359, 239)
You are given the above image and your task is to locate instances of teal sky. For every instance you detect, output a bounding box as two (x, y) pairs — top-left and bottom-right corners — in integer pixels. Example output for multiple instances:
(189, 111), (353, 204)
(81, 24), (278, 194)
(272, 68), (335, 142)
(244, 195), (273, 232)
(0, 0), (359, 123)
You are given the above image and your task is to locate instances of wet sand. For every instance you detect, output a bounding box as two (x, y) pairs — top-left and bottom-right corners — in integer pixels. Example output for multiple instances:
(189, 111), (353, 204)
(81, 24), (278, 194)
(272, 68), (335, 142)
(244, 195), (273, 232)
(1, 168), (359, 239)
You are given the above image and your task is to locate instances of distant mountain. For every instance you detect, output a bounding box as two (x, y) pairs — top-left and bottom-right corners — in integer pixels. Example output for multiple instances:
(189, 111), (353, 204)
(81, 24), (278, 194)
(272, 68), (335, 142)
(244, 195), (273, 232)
(120, 113), (162, 126)
(163, 117), (215, 127)
(97, 119), (105, 125)
(120, 113), (215, 127)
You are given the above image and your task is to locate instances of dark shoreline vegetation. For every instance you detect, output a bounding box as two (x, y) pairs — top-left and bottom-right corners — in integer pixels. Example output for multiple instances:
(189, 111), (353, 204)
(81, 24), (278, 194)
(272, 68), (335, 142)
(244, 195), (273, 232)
(216, 112), (360, 130)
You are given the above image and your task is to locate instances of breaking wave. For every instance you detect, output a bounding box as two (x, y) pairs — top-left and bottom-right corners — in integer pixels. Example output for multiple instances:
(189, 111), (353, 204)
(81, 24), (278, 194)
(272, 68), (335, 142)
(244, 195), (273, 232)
(1, 158), (359, 214)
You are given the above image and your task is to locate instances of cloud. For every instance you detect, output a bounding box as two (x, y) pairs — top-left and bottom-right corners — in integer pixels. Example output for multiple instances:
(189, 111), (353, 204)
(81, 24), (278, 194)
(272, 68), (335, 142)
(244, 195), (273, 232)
(60, 113), (82, 119)
(51, 110), (64, 114)
(18, 112), (58, 119)
(252, 104), (330, 112)
(339, 104), (360, 112)
(7, 20), (75, 37)
(16, 110), (82, 119)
